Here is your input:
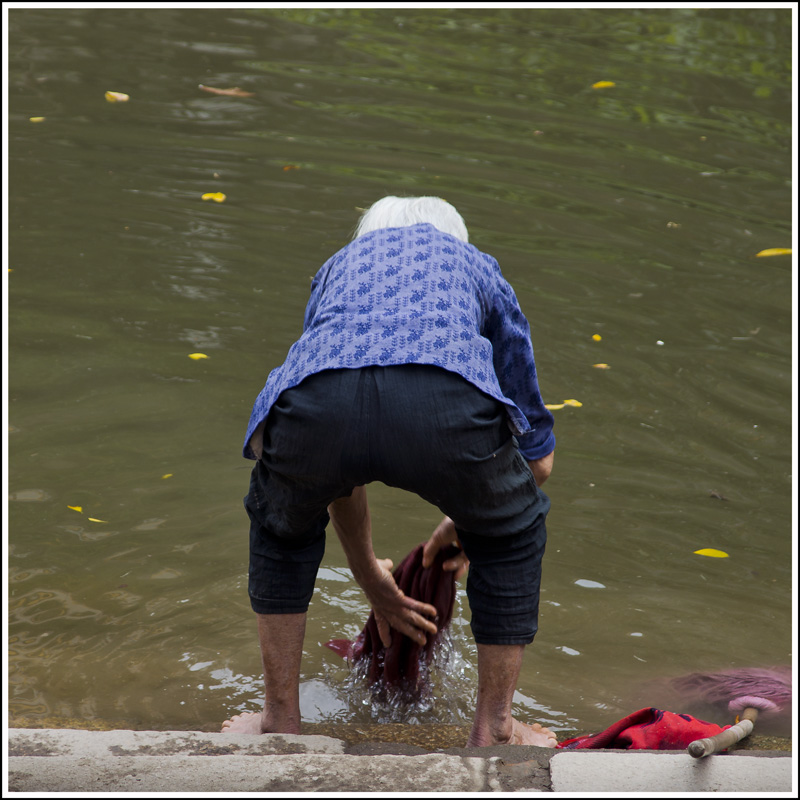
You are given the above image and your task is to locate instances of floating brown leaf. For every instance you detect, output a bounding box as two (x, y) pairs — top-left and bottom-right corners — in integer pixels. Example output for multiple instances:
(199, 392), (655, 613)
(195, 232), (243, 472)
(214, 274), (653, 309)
(198, 84), (255, 98)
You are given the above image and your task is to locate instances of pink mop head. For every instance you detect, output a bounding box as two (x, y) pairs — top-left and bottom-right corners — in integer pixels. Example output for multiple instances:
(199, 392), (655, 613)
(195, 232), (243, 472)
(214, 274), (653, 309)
(670, 667), (791, 713)
(728, 695), (780, 714)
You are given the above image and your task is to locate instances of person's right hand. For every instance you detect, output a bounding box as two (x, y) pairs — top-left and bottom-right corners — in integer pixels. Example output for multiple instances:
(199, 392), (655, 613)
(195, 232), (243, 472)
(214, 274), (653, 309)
(361, 557), (438, 649)
(422, 516), (469, 581)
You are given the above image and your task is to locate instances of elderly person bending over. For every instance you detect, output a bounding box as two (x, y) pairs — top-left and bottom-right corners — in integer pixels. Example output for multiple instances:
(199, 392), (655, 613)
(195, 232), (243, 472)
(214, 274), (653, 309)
(222, 196), (557, 748)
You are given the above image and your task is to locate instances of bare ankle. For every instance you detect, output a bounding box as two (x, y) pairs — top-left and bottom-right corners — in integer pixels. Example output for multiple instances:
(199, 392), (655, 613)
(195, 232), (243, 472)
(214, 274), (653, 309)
(263, 703), (301, 735)
(467, 716), (512, 748)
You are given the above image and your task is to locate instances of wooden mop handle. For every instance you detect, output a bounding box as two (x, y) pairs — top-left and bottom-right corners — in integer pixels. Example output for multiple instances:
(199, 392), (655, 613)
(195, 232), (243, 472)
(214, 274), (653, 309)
(687, 707), (758, 758)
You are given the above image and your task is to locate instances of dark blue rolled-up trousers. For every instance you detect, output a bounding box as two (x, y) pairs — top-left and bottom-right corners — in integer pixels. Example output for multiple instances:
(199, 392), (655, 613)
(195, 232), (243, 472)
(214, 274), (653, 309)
(244, 364), (550, 645)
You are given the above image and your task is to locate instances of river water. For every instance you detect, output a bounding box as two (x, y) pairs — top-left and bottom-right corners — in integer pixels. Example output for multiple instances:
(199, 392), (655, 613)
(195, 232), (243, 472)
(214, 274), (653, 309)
(6, 7), (794, 738)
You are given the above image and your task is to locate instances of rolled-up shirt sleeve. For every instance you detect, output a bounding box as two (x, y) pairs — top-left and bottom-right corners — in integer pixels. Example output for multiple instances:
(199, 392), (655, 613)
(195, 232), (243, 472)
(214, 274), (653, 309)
(483, 272), (555, 462)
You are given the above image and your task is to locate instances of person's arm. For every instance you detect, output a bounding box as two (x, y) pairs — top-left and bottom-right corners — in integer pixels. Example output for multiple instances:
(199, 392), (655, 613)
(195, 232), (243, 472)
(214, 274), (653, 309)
(529, 450), (554, 486)
(481, 259), (556, 463)
(328, 486), (438, 648)
(422, 452), (554, 576)
(424, 256), (556, 576)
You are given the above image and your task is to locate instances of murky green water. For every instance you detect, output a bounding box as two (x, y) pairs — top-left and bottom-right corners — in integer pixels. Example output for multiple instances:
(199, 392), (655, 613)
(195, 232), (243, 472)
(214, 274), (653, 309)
(7, 8), (794, 738)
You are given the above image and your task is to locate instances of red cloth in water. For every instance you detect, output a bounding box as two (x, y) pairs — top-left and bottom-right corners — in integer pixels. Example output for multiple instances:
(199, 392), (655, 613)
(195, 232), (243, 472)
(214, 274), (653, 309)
(325, 542), (459, 700)
(558, 708), (731, 750)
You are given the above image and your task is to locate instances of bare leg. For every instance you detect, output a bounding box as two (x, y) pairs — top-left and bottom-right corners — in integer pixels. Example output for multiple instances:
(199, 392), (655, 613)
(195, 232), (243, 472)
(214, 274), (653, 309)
(221, 612), (306, 734)
(467, 643), (558, 748)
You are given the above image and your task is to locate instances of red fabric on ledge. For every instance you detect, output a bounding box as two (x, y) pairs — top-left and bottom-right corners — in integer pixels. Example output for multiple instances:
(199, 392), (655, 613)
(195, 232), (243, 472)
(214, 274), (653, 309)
(558, 707), (731, 750)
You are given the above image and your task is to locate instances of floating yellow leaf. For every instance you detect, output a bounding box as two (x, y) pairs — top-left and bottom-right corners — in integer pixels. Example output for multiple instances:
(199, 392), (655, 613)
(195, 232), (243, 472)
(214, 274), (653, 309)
(161, 473), (173, 479)
(592, 363), (610, 369)
(201, 192), (226, 203)
(67, 505), (83, 513)
(694, 548), (729, 558)
(592, 334), (602, 341)
(283, 164), (299, 171)
(592, 81), (616, 89)
(88, 517), (108, 523)
(755, 248), (792, 257)
(29, 116), (46, 123)
(198, 84), (255, 98)
(547, 399), (582, 410)
(104, 91), (130, 103)
(188, 353), (208, 360)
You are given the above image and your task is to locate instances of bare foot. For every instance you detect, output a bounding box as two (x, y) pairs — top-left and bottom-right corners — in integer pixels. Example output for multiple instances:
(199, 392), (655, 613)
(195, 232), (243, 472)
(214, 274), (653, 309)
(468, 717), (559, 748)
(509, 718), (558, 747)
(221, 711), (265, 734)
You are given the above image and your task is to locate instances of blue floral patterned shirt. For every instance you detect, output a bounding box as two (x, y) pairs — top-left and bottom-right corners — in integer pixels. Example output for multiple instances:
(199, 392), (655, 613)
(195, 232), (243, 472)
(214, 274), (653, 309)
(243, 223), (555, 461)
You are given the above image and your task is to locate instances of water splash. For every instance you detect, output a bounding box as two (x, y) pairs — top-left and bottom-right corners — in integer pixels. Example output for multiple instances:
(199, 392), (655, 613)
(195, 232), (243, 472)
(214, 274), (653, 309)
(319, 589), (478, 725)
(338, 627), (477, 725)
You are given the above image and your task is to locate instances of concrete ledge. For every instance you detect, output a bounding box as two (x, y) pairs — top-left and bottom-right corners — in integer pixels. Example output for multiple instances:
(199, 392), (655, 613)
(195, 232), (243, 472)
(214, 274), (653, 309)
(9, 753), (490, 793)
(6, 729), (795, 794)
(8, 729), (345, 758)
(549, 750), (794, 794)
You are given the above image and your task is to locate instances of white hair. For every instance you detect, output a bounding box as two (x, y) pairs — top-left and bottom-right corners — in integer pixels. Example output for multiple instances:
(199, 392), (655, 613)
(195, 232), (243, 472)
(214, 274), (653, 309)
(353, 196), (469, 242)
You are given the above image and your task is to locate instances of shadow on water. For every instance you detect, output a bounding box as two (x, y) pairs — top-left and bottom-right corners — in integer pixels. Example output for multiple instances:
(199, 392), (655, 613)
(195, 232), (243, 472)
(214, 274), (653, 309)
(7, 7), (793, 738)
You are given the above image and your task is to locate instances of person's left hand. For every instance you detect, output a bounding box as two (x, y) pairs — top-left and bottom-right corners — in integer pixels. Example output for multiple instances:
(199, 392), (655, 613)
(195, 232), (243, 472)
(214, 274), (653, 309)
(422, 516), (469, 581)
(361, 557), (438, 649)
